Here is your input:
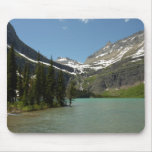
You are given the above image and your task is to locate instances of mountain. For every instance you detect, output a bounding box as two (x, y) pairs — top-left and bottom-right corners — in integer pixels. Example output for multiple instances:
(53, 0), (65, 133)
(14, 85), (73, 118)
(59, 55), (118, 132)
(56, 57), (85, 73)
(7, 23), (75, 75)
(85, 31), (144, 69)
(56, 31), (144, 94)
(57, 31), (144, 76)
(80, 31), (144, 94)
(7, 23), (144, 95)
(56, 57), (81, 66)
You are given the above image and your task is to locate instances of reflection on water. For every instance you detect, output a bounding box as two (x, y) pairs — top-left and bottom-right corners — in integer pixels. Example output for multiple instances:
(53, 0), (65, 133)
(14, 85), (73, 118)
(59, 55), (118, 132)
(7, 98), (144, 133)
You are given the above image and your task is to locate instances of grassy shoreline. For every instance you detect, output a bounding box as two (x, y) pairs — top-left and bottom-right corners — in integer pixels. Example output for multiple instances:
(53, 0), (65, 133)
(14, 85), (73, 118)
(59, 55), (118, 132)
(101, 83), (144, 98)
(7, 101), (69, 114)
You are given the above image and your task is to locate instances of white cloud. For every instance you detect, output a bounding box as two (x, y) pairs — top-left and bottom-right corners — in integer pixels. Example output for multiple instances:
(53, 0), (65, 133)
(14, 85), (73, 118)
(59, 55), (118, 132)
(62, 26), (68, 30)
(80, 19), (89, 24)
(58, 19), (64, 22)
(124, 19), (130, 23)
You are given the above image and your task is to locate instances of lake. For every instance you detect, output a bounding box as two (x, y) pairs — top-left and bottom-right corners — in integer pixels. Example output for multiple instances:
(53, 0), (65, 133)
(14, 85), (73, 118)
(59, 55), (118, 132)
(7, 98), (145, 133)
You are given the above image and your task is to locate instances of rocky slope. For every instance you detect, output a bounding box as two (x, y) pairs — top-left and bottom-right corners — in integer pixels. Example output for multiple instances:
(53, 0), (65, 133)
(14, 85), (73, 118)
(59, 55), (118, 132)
(82, 31), (144, 94)
(85, 31), (144, 70)
(57, 31), (144, 94)
(82, 58), (144, 94)
(56, 31), (144, 76)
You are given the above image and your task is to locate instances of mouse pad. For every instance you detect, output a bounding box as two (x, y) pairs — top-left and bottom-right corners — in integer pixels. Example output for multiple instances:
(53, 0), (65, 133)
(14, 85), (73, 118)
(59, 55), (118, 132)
(7, 19), (144, 133)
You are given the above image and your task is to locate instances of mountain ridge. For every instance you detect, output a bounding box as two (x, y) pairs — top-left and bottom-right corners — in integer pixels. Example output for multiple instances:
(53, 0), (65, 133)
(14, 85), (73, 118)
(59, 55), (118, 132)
(7, 23), (144, 95)
(56, 30), (144, 75)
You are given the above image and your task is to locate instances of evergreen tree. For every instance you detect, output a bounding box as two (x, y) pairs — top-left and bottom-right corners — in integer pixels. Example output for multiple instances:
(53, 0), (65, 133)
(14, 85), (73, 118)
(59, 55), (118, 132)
(56, 70), (65, 106)
(66, 79), (76, 106)
(7, 46), (17, 102)
(29, 79), (35, 106)
(40, 63), (46, 101)
(17, 67), (23, 100)
(46, 57), (55, 107)
(33, 52), (42, 105)
(22, 64), (30, 105)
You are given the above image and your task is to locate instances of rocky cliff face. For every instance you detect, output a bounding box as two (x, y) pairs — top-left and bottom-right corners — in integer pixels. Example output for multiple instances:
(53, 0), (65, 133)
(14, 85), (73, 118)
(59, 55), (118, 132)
(82, 58), (144, 94)
(77, 31), (144, 94)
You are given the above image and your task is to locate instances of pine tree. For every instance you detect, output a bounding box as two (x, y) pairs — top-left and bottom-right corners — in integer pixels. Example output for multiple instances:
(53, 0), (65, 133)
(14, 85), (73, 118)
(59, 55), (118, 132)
(33, 52), (42, 105)
(29, 79), (35, 106)
(66, 79), (76, 106)
(22, 64), (30, 105)
(40, 63), (46, 101)
(7, 46), (17, 103)
(34, 65), (41, 104)
(56, 70), (65, 106)
(17, 67), (23, 100)
(46, 57), (55, 107)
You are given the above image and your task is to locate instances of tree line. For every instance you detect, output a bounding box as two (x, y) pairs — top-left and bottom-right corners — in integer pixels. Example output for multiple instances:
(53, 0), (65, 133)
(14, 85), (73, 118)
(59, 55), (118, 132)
(7, 46), (76, 111)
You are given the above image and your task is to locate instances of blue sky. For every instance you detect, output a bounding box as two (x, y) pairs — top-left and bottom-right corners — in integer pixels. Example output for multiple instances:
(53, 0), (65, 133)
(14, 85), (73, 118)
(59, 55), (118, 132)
(10, 19), (144, 63)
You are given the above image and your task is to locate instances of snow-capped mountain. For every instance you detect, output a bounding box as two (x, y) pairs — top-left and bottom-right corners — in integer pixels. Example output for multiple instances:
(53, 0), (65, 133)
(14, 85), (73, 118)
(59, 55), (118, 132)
(56, 57), (86, 73)
(57, 31), (144, 74)
(56, 57), (82, 68)
(85, 31), (144, 69)
(56, 57), (93, 74)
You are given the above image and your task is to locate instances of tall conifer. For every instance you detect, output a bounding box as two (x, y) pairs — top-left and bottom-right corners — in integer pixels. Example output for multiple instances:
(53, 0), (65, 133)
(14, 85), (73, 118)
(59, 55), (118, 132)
(40, 63), (46, 101)
(56, 70), (65, 106)
(7, 46), (17, 102)
(33, 52), (43, 104)
(22, 64), (30, 105)
(66, 79), (76, 106)
(29, 79), (35, 106)
(17, 67), (23, 100)
(46, 57), (55, 107)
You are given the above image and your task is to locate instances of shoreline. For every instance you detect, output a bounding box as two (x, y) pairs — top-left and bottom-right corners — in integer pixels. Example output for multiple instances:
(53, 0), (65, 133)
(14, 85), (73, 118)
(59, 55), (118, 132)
(7, 97), (144, 114)
(7, 104), (70, 114)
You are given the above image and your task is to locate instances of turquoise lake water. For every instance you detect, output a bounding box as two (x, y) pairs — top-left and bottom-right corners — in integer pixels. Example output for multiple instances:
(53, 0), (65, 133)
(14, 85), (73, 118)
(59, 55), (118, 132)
(7, 98), (145, 133)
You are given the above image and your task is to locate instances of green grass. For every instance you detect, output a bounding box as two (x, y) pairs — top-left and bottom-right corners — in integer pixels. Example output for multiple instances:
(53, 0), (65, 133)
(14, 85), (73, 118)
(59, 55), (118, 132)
(101, 83), (144, 98)
(7, 101), (49, 113)
(7, 99), (66, 113)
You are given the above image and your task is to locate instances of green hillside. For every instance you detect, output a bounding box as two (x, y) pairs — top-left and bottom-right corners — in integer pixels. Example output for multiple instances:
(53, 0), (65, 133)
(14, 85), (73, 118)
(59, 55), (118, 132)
(101, 83), (144, 98)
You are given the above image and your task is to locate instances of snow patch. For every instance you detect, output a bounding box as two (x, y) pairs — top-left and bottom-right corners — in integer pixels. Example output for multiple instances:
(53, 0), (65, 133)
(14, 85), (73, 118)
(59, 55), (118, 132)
(95, 52), (108, 58)
(131, 47), (144, 59)
(131, 59), (142, 63)
(7, 45), (76, 75)
(91, 46), (132, 71)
